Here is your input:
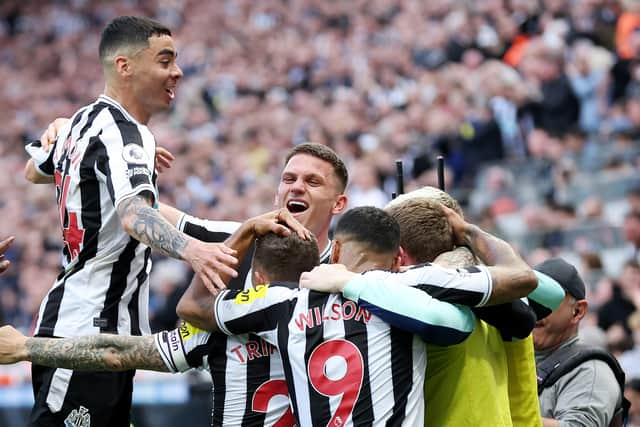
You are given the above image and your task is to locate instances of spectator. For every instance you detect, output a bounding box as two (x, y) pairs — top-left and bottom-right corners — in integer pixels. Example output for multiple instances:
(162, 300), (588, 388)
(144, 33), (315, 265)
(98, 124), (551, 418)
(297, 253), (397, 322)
(534, 258), (623, 426)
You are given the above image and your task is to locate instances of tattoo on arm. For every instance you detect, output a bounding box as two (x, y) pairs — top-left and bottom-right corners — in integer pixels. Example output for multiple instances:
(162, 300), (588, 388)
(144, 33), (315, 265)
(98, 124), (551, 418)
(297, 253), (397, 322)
(434, 246), (478, 268)
(27, 335), (168, 372)
(463, 225), (521, 267)
(118, 195), (188, 259)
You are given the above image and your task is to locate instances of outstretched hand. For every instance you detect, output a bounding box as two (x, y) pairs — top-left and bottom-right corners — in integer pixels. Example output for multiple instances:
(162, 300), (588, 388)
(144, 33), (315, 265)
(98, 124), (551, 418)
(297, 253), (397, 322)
(0, 325), (28, 364)
(0, 236), (15, 275)
(184, 241), (238, 295)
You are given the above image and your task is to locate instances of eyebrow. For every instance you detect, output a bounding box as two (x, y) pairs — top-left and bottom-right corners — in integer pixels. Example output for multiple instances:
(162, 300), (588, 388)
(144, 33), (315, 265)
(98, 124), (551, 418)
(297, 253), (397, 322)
(157, 48), (177, 58)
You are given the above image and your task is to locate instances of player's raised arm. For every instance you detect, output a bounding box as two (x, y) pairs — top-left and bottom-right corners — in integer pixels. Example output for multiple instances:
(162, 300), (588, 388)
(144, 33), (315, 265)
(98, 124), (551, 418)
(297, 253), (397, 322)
(441, 205), (537, 304)
(116, 193), (239, 293)
(177, 208), (311, 328)
(0, 325), (167, 372)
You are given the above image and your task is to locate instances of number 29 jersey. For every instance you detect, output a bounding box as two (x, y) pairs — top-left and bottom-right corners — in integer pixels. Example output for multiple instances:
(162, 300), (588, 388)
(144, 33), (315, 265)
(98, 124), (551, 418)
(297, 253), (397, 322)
(215, 283), (426, 427)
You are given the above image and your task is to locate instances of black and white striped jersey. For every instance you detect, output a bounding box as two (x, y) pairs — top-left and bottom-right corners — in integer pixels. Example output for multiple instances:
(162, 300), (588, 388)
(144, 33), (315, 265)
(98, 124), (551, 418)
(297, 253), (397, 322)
(214, 284), (427, 427)
(26, 95), (158, 338)
(171, 214), (333, 426)
(345, 263), (494, 308)
(154, 323), (292, 427)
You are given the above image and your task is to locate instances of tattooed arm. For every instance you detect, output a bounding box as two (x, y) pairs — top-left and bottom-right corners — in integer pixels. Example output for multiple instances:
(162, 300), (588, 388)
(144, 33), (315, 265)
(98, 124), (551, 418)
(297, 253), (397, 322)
(117, 194), (238, 293)
(442, 206), (537, 305)
(433, 246), (478, 269)
(0, 326), (167, 371)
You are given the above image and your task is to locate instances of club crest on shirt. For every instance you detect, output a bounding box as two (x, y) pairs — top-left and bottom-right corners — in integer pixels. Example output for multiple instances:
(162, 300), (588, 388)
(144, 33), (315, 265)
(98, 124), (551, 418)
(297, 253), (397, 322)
(122, 143), (149, 165)
(64, 405), (90, 427)
(235, 284), (269, 305)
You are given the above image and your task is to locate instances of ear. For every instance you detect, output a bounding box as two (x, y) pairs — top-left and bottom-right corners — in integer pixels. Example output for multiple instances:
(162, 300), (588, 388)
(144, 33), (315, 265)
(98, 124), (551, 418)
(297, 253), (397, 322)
(331, 194), (348, 215)
(572, 300), (588, 324)
(330, 239), (342, 264)
(253, 269), (267, 286)
(398, 246), (413, 267)
(114, 55), (132, 77)
(390, 252), (403, 272)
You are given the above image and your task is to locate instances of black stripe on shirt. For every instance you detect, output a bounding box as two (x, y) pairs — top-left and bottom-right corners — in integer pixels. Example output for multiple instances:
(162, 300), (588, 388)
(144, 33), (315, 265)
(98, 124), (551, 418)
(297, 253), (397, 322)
(99, 238), (139, 333)
(107, 107), (153, 195)
(344, 301), (374, 426)
(38, 112), (105, 336)
(223, 301), (288, 336)
(77, 135), (105, 266)
(241, 333), (271, 427)
(78, 103), (107, 140)
(386, 329), (413, 426)
(305, 291), (332, 425)
(182, 224), (230, 243)
(278, 298), (299, 423)
(37, 283), (66, 337)
(38, 141), (57, 176)
(128, 247), (151, 336)
(210, 333), (229, 427)
(413, 284), (485, 306)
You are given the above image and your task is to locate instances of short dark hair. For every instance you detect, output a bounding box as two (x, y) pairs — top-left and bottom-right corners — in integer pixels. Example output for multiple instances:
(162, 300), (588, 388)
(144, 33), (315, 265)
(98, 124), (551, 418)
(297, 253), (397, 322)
(252, 231), (320, 283)
(335, 206), (400, 254)
(99, 16), (171, 63)
(285, 143), (348, 192)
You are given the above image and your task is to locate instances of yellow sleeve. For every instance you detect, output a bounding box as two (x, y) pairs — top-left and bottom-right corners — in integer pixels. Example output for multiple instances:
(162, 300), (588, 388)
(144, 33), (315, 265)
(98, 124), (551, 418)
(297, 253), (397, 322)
(504, 335), (542, 427)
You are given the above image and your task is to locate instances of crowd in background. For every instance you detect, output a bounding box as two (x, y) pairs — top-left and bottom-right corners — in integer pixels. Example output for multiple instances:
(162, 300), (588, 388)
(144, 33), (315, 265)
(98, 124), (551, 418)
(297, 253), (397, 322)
(3, 0), (640, 419)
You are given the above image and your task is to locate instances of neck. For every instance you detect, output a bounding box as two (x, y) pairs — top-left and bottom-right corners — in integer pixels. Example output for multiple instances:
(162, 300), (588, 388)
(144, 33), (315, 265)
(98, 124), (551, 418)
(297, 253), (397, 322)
(104, 84), (150, 124)
(339, 242), (392, 273)
(316, 233), (330, 256)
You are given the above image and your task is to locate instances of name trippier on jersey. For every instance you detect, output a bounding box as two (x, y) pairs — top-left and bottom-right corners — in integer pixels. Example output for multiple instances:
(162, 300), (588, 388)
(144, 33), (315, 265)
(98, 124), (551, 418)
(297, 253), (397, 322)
(230, 338), (276, 363)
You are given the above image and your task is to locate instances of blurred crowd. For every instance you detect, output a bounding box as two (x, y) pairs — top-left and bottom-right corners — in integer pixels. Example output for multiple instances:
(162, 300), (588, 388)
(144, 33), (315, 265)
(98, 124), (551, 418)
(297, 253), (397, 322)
(3, 0), (640, 418)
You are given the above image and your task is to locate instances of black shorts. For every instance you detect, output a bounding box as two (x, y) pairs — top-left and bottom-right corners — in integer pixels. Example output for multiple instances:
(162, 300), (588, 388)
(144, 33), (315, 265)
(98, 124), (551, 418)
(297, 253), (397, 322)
(30, 364), (135, 427)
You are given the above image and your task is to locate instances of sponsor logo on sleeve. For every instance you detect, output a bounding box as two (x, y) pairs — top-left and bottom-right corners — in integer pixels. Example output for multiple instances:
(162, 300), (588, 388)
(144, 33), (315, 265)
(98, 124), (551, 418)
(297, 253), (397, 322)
(122, 143), (149, 165)
(235, 284), (269, 305)
(179, 322), (204, 341)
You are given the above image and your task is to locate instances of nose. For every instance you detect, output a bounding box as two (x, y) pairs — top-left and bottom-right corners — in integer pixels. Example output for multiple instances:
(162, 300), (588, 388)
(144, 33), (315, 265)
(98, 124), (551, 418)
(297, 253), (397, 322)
(289, 177), (305, 193)
(172, 63), (184, 80)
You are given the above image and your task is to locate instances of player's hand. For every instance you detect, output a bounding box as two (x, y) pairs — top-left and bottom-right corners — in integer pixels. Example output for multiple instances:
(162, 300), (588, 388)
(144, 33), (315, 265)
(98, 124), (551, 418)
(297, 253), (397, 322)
(0, 325), (28, 364)
(40, 118), (70, 151)
(248, 208), (312, 240)
(184, 241), (238, 295)
(441, 205), (468, 246)
(299, 264), (357, 294)
(155, 146), (175, 173)
(0, 236), (15, 275)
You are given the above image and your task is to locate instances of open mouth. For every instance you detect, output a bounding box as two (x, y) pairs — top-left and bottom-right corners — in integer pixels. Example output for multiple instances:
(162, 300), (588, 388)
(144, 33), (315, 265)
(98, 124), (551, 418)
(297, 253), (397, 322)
(287, 200), (308, 214)
(165, 88), (175, 100)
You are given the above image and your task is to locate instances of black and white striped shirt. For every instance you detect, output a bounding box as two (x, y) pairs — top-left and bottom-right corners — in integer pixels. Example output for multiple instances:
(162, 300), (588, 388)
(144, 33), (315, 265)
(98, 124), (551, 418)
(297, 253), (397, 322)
(214, 284), (427, 426)
(26, 95), (158, 338)
(169, 214), (333, 426)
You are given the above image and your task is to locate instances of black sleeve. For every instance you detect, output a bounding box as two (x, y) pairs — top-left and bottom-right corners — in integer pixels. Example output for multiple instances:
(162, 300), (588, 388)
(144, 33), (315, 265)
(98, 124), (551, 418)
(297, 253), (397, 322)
(472, 300), (536, 341)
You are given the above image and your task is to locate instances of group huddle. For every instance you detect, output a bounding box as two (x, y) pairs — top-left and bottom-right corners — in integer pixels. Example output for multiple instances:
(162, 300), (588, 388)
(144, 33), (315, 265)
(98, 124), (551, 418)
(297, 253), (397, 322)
(0, 15), (593, 427)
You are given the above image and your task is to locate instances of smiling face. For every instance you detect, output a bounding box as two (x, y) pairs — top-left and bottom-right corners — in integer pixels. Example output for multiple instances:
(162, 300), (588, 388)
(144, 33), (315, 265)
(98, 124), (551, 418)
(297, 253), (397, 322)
(128, 34), (183, 121)
(275, 153), (347, 246)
